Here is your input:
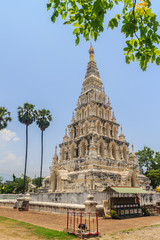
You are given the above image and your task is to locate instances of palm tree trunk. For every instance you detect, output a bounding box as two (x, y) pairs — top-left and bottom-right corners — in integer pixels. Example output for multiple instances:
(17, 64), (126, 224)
(40, 130), (43, 187)
(23, 124), (28, 193)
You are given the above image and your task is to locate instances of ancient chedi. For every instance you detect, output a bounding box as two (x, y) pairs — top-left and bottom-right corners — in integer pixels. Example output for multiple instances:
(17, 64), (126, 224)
(49, 46), (150, 193)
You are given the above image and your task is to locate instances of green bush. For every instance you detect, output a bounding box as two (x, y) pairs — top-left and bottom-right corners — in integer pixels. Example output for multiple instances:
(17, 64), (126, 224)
(1, 175), (29, 194)
(142, 207), (151, 216)
(111, 210), (119, 219)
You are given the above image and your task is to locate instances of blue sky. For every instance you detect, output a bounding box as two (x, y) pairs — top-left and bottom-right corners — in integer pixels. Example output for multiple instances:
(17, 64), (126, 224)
(0, 1), (160, 181)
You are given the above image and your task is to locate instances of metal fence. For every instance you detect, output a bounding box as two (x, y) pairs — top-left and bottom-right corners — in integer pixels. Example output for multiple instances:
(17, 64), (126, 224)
(67, 211), (99, 238)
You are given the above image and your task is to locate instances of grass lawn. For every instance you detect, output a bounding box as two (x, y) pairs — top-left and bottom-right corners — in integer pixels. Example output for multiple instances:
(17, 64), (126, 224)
(0, 216), (77, 240)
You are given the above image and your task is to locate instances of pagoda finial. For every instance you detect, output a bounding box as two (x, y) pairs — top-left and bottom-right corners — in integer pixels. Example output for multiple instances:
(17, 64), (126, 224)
(107, 97), (111, 106)
(53, 145), (58, 159)
(77, 98), (80, 107)
(89, 44), (94, 62)
(120, 126), (124, 136)
(112, 111), (116, 122)
(63, 128), (68, 142)
(55, 145), (57, 154)
(119, 126), (125, 141)
(132, 144), (136, 157)
(72, 111), (75, 123)
(65, 128), (67, 136)
(52, 145), (58, 165)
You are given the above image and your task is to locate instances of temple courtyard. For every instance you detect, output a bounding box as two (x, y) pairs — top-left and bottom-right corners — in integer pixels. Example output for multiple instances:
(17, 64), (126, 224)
(0, 207), (160, 239)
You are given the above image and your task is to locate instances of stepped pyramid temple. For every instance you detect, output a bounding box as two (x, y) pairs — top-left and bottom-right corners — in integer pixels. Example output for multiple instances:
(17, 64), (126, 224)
(49, 46), (150, 193)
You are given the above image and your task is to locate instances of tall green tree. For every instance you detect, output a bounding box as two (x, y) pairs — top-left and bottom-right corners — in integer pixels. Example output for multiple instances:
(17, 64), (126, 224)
(136, 146), (160, 188)
(136, 146), (155, 174)
(0, 177), (3, 184)
(0, 107), (12, 130)
(47, 0), (160, 70)
(18, 103), (36, 193)
(35, 109), (52, 186)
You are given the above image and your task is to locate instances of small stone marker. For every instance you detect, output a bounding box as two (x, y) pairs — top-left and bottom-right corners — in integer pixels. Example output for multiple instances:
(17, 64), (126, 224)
(84, 194), (97, 213)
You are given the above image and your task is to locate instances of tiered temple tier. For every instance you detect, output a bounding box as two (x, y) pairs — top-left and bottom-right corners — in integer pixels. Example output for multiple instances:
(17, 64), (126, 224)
(59, 45), (129, 165)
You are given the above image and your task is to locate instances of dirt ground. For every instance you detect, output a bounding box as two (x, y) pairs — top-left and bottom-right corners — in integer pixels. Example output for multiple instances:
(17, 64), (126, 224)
(1, 207), (160, 239)
(101, 225), (160, 240)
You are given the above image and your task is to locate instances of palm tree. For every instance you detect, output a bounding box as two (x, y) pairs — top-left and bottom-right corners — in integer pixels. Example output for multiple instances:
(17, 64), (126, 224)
(0, 107), (12, 130)
(18, 103), (36, 193)
(35, 109), (52, 186)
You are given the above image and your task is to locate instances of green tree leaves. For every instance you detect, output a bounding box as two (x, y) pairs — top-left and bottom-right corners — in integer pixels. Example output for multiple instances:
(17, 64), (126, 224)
(0, 107), (12, 130)
(147, 169), (160, 189)
(156, 56), (160, 65)
(136, 146), (160, 188)
(0, 175), (29, 194)
(32, 177), (44, 188)
(122, 1), (160, 70)
(18, 103), (36, 127)
(47, 0), (160, 70)
(35, 109), (52, 132)
(108, 17), (119, 30)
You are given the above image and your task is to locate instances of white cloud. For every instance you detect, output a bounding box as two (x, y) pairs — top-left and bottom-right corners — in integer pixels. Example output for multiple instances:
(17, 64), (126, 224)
(3, 151), (16, 161)
(0, 150), (23, 167)
(0, 129), (19, 144)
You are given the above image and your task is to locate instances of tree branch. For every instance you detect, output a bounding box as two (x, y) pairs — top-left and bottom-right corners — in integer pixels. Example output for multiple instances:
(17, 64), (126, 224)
(132, 0), (140, 42)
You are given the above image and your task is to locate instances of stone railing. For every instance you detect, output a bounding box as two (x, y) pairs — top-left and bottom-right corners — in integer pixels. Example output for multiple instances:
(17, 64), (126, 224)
(0, 198), (103, 215)
(0, 194), (20, 200)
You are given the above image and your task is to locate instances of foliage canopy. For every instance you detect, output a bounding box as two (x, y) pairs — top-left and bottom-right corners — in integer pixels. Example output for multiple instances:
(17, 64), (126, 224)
(35, 109), (52, 131)
(0, 107), (12, 130)
(32, 177), (44, 188)
(136, 146), (160, 188)
(47, 0), (160, 70)
(0, 175), (29, 194)
(18, 103), (36, 126)
(0, 175), (43, 194)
